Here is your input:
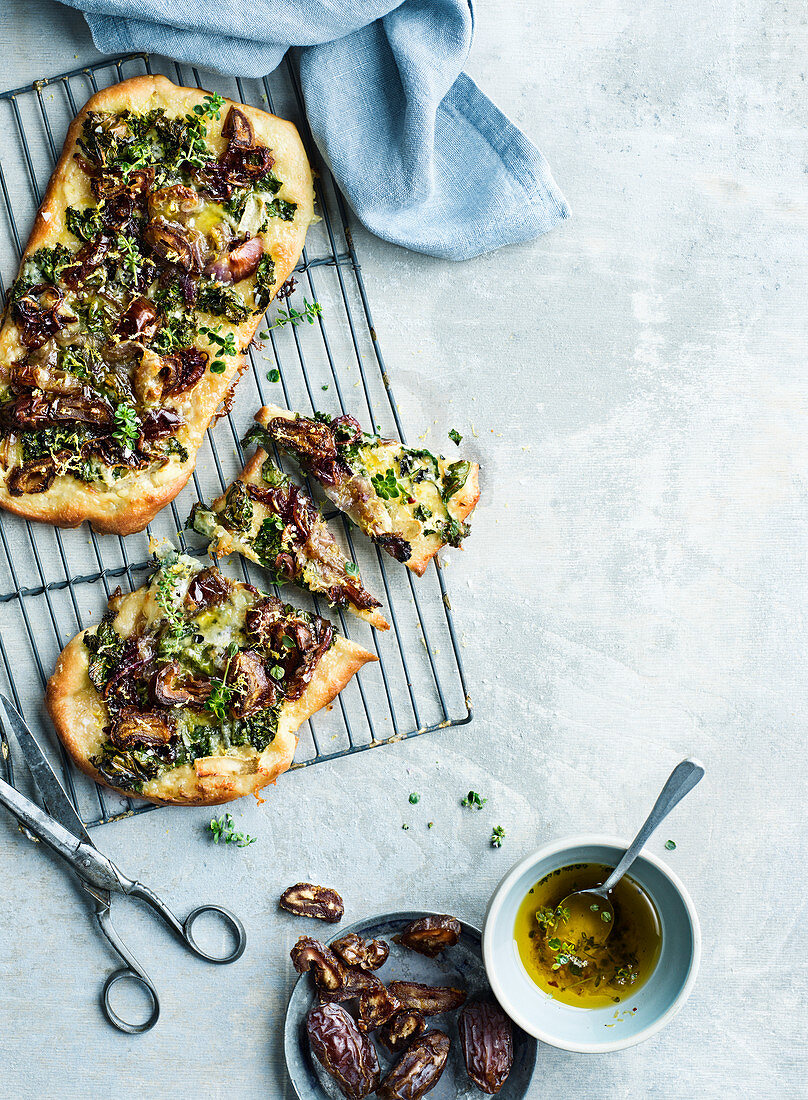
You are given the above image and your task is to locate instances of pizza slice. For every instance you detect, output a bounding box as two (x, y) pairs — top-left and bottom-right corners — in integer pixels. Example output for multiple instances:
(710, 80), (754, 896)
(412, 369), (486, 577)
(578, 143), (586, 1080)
(188, 439), (389, 631)
(0, 75), (314, 534)
(46, 550), (376, 806)
(243, 405), (481, 576)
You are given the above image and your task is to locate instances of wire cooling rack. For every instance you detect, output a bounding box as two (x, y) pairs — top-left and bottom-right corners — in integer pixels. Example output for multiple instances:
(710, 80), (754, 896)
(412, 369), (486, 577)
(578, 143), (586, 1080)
(0, 53), (472, 826)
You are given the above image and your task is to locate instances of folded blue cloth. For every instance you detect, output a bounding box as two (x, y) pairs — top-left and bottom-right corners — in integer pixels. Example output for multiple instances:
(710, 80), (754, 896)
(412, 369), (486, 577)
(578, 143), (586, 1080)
(58, 0), (569, 260)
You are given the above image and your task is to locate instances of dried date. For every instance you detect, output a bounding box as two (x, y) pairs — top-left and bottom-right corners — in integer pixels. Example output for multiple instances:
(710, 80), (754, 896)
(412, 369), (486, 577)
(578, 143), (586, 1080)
(290, 936), (344, 991)
(378, 1010), (427, 1054)
(357, 983), (401, 1033)
(376, 1030), (450, 1100)
(318, 967), (383, 1004)
(331, 931), (389, 971)
(280, 882), (344, 922)
(459, 1000), (514, 1094)
(387, 981), (466, 1016)
(394, 915), (460, 958)
(307, 1002), (380, 1099)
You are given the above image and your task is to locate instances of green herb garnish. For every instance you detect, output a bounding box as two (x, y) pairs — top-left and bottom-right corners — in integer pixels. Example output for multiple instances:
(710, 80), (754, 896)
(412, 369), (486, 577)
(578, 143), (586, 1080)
(208, 813), (256, 847)
(461, 790), (487, 809)
(490, 825), (506, 848)
(112, 403), (139, 449)
(448, 428), (462, 446)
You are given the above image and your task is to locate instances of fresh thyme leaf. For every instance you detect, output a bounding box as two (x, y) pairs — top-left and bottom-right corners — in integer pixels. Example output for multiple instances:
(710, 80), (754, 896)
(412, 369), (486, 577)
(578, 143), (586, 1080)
(266, 298), (322, 331)
(208, 813), (256, 847)
(461, 790), (487, 809)
(344, 560), (359, 578)
(665, 839), (676, 850)
(112, 403), (139, 449)
(205, 676), (233, 722)
(490, 825), (506, 848)
(266, 369), (280, 383)
(409, 792), (420, 804)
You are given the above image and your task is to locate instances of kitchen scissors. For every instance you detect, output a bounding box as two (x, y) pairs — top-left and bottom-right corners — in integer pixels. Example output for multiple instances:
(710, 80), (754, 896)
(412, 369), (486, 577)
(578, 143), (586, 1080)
(0, 694), (246, 1033)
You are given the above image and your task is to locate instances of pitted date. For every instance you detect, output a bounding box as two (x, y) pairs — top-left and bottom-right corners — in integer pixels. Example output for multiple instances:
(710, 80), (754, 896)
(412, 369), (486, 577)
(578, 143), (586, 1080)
(387, 981), (466, 1016)
(378, 1010), (427, 1054)
(459, 1000), (514, 1094)
(394, 915), (461, 958)
(290, 936), (344, 991)
(357, 983), (401, 1033)
(331, 931), (390, 971)
(280, 882), (344, 922)
(319, 967), (383, 1004)
(376, 1030), (450, 1100)
(307, 1002), (380, 1099)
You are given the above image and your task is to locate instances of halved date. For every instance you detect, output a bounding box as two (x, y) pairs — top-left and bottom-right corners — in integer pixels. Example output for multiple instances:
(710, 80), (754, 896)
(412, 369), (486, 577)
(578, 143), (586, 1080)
(280, 882), (344, 922)
(331, 931), (389, 971)
(394, 915), (461, 958)
(290, 936), (344, 991)
(378, 1009), (427, 1054)
(387, 981), (466, 1016)
(307, 1002), (380, 1099)
(459, 1000), (514, 1094)
(318, 967), (383, 1004)
(377, 1030), (450, 1100)
(357, 983), (401, 1033)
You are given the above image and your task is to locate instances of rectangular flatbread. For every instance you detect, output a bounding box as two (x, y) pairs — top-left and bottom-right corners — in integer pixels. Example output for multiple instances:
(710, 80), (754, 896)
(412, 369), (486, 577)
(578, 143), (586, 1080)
(46, 550), (376, 806)
(246, 405), (480, 576)
(0, 75), (314, 534)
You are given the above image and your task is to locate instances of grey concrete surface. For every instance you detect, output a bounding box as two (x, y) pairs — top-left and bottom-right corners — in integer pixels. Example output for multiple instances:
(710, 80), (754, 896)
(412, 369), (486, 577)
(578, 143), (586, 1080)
(0, 1), (805, 1096)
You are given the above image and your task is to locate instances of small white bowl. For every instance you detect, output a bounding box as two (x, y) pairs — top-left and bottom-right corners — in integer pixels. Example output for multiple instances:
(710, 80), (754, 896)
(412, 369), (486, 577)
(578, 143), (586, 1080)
(482, 834), (701, 1053)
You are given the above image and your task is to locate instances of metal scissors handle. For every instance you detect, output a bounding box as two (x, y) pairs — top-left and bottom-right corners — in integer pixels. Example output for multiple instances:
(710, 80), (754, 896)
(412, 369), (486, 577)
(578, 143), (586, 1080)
(0, 695), (247, 1034)
(83, 875), (246, 1034)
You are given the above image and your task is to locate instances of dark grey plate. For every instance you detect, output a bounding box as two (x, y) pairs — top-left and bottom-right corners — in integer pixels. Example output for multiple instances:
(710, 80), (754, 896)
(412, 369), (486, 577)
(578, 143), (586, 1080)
(284, 910), (538, 1099)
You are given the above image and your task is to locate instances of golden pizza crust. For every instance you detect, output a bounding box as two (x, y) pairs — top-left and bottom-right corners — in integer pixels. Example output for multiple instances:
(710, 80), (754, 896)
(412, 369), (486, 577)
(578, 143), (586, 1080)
(45, 583), (376, 807)
(256, 405), (481, 576)
(201, 446), (390, 631)
(0, 75), (314, 536)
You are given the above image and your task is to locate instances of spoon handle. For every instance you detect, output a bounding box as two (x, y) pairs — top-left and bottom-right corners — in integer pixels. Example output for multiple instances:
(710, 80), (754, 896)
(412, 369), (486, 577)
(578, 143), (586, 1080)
(601, 758), (705, 894)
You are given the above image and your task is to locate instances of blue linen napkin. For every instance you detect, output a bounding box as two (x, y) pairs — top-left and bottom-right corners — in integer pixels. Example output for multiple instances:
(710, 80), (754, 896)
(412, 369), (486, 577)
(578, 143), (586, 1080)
(58, 0), (569, 260)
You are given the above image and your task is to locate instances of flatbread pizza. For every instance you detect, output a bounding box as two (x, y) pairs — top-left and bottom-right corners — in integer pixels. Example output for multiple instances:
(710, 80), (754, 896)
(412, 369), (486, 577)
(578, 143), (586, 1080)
(245, 405), (480, 576)
(0, 75), (314, 534)
(46, 551), (376, 806)
(189, 440), (389, 630)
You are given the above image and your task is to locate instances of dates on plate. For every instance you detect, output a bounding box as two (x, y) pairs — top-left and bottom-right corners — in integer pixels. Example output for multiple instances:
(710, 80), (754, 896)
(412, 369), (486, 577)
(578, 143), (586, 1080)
(387, 981), (466, 1016)
(459, 1000), (514, 1094)
(394, 915), (461, 958)
(378, 1009), (427, 1054)
(280, 882), (344, 922)
(331, 931), (390, 971)
(377, 1030), (451, 1100)
(290, 936), (344, 991)
(307, 1002), (380, 1099)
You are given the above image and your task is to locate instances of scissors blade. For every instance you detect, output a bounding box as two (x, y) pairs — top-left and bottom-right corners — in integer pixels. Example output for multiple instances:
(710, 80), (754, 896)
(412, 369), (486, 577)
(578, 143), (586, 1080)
(0, 772), (84, 863)
(0, 694), (91, 844)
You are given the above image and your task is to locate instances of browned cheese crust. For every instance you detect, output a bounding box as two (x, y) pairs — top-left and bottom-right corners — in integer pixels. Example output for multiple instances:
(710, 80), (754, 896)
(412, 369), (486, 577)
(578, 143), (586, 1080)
(0, 76), (314, 534)
(45, 582), (375, 806)
(256, 405), (481, 576)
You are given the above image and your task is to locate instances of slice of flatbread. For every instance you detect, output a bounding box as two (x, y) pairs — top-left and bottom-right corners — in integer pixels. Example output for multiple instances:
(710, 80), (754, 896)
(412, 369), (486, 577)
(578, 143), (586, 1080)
(245, 405), (480, 576)
(45, 551), (376, 806)
(189, 443), (389, 631)
(0, 75), (314, 534)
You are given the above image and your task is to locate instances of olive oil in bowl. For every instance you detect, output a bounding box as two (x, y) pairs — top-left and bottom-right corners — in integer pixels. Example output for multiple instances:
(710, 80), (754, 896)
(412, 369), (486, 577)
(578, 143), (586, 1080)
(514, 862), (662, 1008)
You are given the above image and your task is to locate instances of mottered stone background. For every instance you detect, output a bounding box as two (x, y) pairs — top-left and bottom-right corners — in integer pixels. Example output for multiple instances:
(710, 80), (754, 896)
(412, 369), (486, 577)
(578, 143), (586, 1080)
(1, 1), (805, 1096)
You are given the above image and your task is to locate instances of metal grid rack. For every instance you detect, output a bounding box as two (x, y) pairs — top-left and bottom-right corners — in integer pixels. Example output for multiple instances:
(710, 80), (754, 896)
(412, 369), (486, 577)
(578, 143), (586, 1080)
(0, 53), (472, 827)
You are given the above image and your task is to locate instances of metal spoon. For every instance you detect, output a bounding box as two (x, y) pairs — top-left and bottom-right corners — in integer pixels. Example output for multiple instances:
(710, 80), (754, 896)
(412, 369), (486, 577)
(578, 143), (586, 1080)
(556, 758), (705, 946)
